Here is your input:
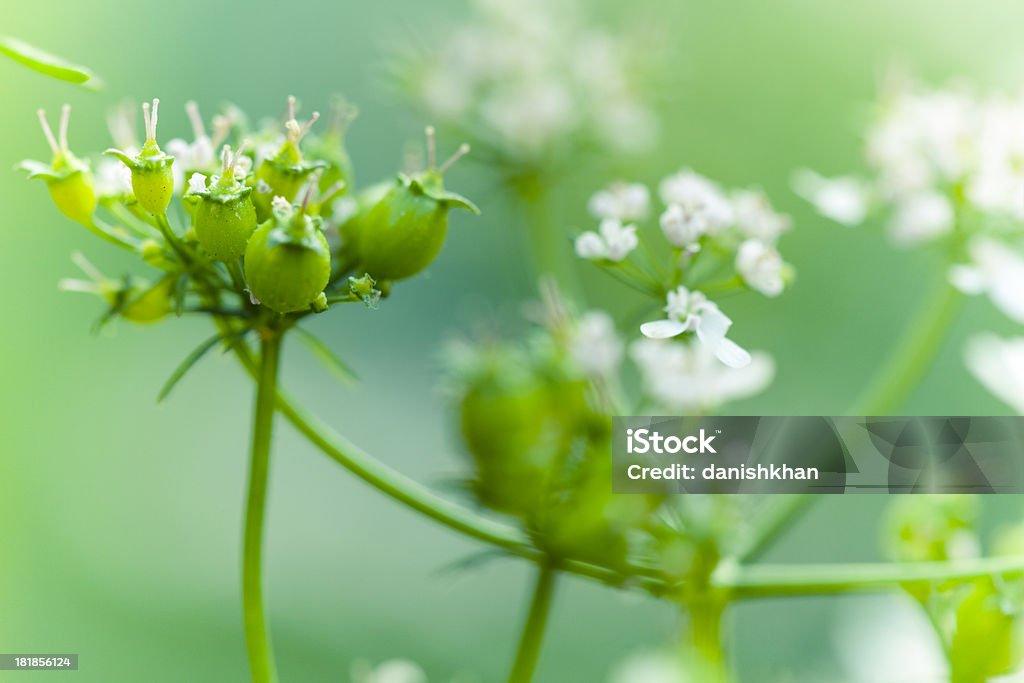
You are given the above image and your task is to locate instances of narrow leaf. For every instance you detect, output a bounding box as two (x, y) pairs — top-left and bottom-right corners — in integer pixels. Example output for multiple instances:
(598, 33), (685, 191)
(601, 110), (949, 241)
(158, 333), (225, 403)
(0, 36), (99, 87)
(296, 327), (357, 385)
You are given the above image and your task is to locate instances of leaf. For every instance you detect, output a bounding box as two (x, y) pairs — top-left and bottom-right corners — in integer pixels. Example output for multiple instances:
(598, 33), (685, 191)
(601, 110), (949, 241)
(950, 579), (1018, 683)
(0, 36), (99, 87)
(157, 333), (226, 403)
(295, 327), (357, 386)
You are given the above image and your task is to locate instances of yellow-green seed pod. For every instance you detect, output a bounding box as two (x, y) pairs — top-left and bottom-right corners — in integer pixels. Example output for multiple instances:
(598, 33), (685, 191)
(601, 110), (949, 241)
(244, 197), (331, 313)
(116, 277), (175, 323)
(105, 99), (175, 215)
(18, 105), (97, 226)
(250, 96), (326, 221)
(192, 145), (257, 261)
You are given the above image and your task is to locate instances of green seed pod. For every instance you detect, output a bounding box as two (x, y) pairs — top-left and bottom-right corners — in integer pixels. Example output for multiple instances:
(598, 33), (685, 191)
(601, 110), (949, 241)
(117, 277), (175, 323)
(19, 105), (97, 226)
(105, 99), (175, 215)
(251, 96), (326, 221)
(304, 96), (358, 218)
(245, 196), (331, 313)
(192, 145), (257, 261)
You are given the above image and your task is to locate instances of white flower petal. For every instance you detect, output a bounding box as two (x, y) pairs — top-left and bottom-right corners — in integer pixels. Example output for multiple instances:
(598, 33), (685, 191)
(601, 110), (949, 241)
(694, 305), (732, 344)
(574, 231), (607, 260)
(640, 319), (688, 339)
(710, 337), (752, 369)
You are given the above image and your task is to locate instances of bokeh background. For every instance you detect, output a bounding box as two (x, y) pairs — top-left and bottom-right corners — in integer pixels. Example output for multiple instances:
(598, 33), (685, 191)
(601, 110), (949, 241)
(3, 0), (1024, 680)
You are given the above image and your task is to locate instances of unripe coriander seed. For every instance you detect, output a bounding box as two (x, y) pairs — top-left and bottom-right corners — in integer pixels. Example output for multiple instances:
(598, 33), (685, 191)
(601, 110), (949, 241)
(192, 144), (258, 261)
(105, 99), (175, 215)
(18, 105), (97, 226)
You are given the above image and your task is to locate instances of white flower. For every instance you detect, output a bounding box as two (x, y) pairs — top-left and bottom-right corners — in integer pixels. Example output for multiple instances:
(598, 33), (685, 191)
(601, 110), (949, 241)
(569, 310), (623, 376)
(93, 157), (133, 197)
(965, 334), (1024, 412)
(792, 169), (869, 225)
(658, 170), (734, 234)
(731, 190), (791, 242)
(350, 659), (427, 683)
(188, 173), (207, 194)
(588, 182), (650, 221)
(166, 101), (216, 193)
(574, 218), (638, 262)
(639, 286), (751, 368)
(735, 240), (786, 297)
(659, 204), (705, 249)
(631, 339), (773, 410)
(609, 651), (688, 683)
(948, 237), (1024, 323)
(888, 191), (954, 245)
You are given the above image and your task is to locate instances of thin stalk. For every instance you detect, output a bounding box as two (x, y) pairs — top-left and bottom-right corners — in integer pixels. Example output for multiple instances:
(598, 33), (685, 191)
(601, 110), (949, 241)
(507, 562), (558, 683)
(514, 172), (581, 301)
(242, 332), (282, 683)
(851, 278), (962, 415)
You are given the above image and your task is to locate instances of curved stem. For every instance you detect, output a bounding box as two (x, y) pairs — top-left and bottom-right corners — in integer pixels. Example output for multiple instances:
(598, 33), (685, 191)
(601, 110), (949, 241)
(851, 278), (962, 415)
(242, 332), (282, 683)
(507, 562), (558, 683)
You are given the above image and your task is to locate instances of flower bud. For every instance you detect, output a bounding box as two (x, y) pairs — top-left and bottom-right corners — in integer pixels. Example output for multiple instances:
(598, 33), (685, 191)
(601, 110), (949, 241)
(345, 129), (478, 282)
(19, 105), (97, 225)
(192, 145), (257, 261)
(59, 253), (173, 324)
(244, 195), (331, 313)
(105, 99), (175, 215)
(251, 96), (326, 221)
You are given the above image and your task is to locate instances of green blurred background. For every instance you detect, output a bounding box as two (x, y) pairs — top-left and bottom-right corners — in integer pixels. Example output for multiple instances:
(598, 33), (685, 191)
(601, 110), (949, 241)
(3, 0), (1024, 680)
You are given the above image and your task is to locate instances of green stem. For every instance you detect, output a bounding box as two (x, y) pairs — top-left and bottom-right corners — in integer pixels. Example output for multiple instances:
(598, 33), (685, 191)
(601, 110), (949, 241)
(507, 562), (558, 683)
(242, 332), (282, 683)
(515, 172), (581, 301)
(851, 278), (962, 415)
(684, 597), (727, 681)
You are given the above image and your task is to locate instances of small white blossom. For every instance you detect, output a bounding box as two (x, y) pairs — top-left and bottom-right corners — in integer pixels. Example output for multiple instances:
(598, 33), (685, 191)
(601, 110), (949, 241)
(93, 157), (133, 197)
(609, 651), (688, 683)
(792, 169), (870, 225)
(569, 310), (623, 376)
(574, 218), (638, 262)
(631, 339), (773, 410)
(731, 190), (791, 242)
(588, 182), (650, 221)
(659, 203), (705, 249)
(965, 334), (1024, 413)
(658, 170), (734, 234)
(888, 191), (954, 245)
(350, 659), (427, 683)
(639, 286), (751, 368)
(188, 173), (207, 194)
(735, 239), (786, 297)
(948, 237), (1024, 323)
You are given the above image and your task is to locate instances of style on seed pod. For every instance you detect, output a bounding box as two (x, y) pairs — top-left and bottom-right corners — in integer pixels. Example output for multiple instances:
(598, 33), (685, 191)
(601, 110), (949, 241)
(304, 96), (357, 219)
(105, 99), (175, 216)
(342, 128), (478, 283)
(251, 96), (326, 222)
(19, 105), (97, 226)
(244, 195), (331, 314)
(191, 144), (257, 262)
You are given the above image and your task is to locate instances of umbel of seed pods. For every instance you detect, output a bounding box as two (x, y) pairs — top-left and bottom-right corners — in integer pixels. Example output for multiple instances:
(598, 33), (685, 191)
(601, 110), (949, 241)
(22, 97), (478, 317)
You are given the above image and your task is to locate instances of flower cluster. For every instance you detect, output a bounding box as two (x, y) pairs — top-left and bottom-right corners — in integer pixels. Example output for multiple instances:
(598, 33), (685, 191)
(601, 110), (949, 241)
(574, 171), (791, 409)
(22, 97), (475, 366)
(796, 75), (1024, 413)
(399, 0), (657, 166)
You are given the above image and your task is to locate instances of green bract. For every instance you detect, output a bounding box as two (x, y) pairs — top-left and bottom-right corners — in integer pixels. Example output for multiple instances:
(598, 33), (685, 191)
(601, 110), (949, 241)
(19, 106), (96, 225)
(245, 197), (331, 313)
(192, 145), (257, 261)
(105, 99), (174, 215)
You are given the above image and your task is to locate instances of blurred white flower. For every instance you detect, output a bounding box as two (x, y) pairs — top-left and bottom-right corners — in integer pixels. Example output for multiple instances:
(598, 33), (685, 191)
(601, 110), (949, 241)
(640, 286), (751, 368)
(659, 203), (705, 249)
(833, 595), (947, 683)
(188, 173), (207, 194)
(658, 170), (734, 235)
(965, 334), (1024, 413)
(732, 189), (791, 242)
(735, 239), (786, 297)
(631, 338), (773, 410)
(569, 310), (624, 376)
(609, 651), (688, 683)
(350, 659), (427, 683)
(409, 0), (656, 163)
(589, 182), (650, 222)
(93, 158), (133, 198)
(888, 191), (954, 246)
(575, 218), (639, 262)
(949, 237), (1024, 323)
(166, 101), (217, 193)
(792, 169), (870, 225)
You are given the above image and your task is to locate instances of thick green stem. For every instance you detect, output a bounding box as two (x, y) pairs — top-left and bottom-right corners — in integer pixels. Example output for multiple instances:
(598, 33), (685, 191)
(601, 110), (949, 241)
(684, 597), (727, 681)
(851, 279), (962, 415)
(507, 562), (558, 683)
(242, 333), (282, 683)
